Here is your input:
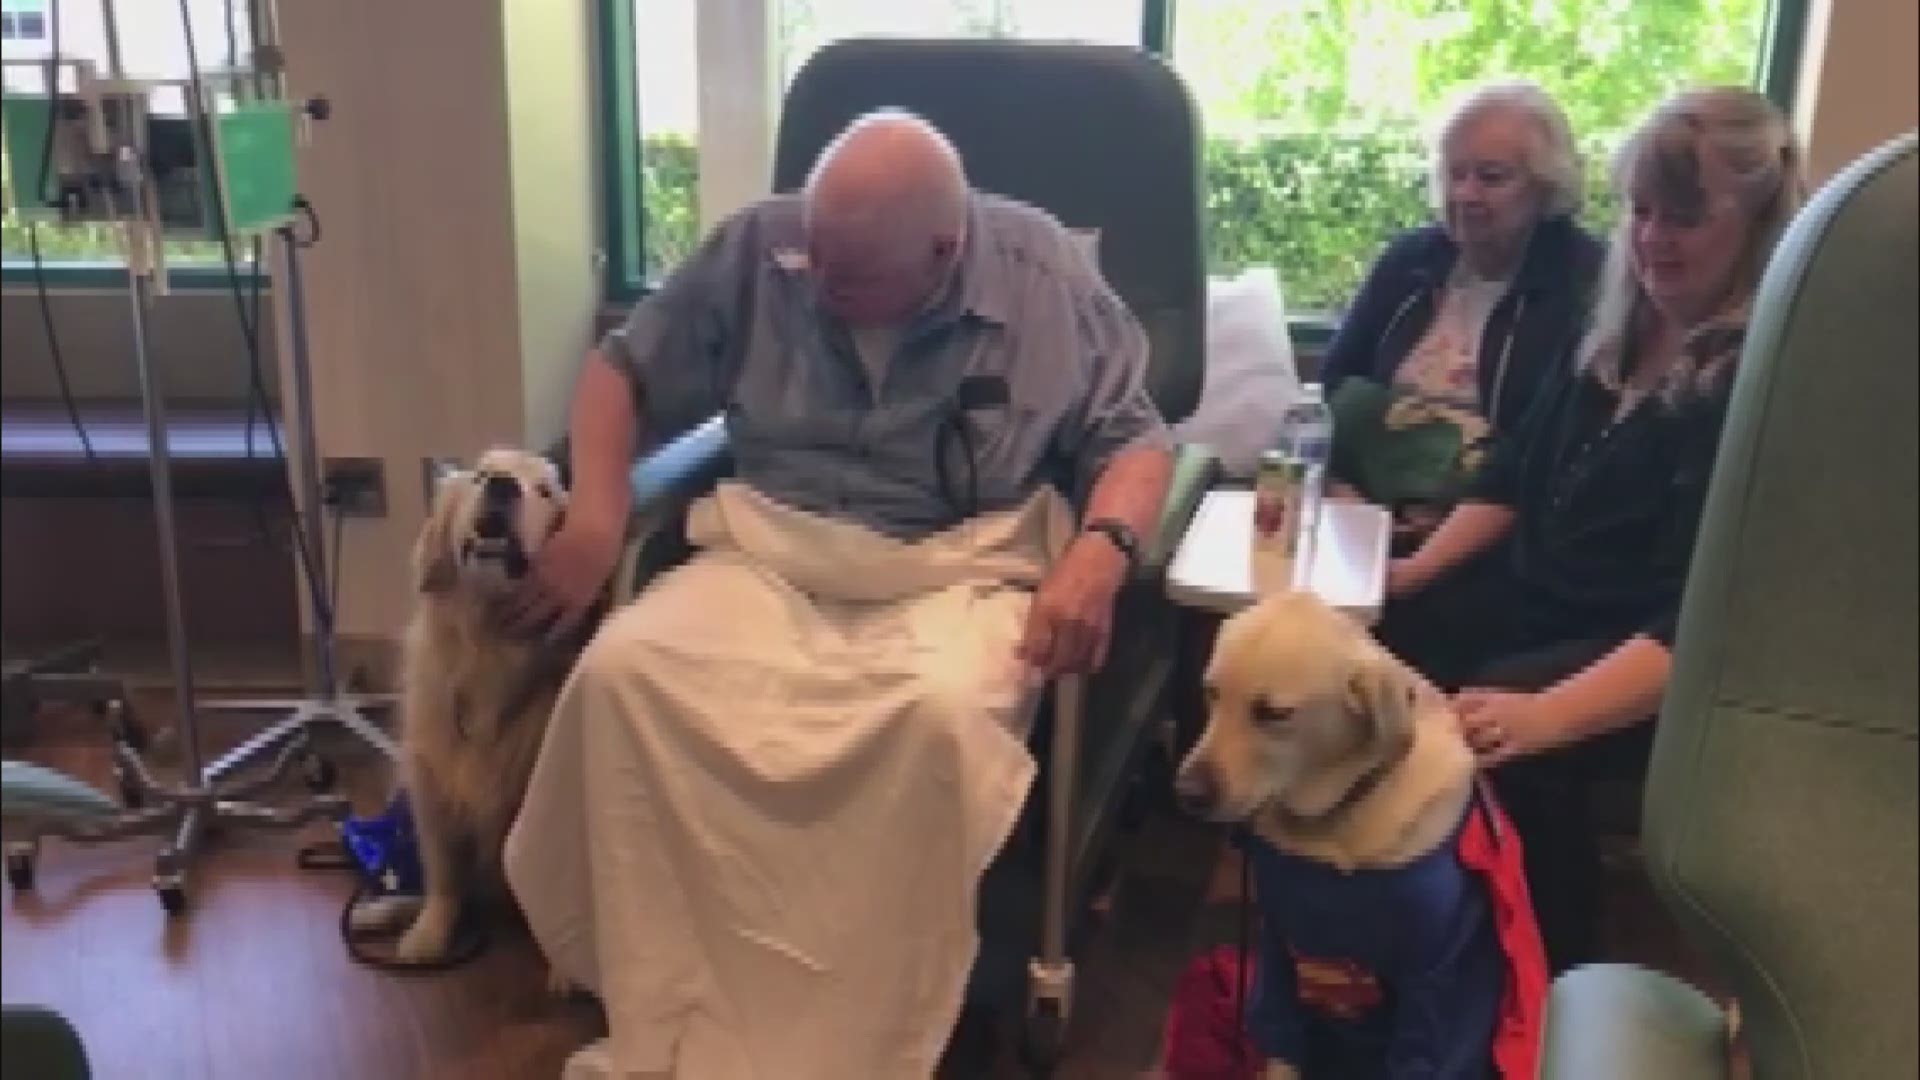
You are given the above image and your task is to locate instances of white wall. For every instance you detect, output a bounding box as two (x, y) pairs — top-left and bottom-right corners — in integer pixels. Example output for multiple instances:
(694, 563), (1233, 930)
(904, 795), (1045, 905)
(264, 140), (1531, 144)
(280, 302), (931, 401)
(1794, 0), (1920, 185)
(271, 0), (595, 643)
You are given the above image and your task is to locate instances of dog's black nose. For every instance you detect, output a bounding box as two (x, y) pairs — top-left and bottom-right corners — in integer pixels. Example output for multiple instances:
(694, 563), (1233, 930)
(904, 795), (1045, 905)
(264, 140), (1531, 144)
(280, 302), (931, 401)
(1174, 766), (1217, 819)
(482, 474), (520, 504)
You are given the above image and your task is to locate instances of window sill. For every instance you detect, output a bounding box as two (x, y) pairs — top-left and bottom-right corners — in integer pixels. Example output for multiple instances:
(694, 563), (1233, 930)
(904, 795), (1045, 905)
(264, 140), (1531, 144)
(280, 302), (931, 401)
(1, 259), (269, 292)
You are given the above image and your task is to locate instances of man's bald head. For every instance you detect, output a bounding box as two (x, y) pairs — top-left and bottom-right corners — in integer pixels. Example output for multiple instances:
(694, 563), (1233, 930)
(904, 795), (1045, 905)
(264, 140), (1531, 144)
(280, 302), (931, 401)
(802, 110), (970, 326)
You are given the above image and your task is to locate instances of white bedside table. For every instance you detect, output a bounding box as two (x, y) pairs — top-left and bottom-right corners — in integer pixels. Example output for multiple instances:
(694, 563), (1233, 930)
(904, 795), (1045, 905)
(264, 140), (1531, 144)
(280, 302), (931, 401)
(1166, 489), (1393, 624)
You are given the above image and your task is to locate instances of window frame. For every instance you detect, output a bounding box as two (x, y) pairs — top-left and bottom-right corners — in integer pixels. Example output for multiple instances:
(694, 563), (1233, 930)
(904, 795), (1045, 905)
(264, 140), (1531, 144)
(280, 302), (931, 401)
(605, 0), (1809, 339)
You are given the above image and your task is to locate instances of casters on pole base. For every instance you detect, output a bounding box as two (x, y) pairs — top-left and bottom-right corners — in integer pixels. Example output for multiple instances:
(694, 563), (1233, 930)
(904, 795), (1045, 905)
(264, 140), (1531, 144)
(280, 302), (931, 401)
(6, 841), (37, 892)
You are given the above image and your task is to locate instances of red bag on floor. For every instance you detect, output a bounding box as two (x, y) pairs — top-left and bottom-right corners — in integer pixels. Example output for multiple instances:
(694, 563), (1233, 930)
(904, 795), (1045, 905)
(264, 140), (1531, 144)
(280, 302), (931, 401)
(1161, 944), (1262, 1080)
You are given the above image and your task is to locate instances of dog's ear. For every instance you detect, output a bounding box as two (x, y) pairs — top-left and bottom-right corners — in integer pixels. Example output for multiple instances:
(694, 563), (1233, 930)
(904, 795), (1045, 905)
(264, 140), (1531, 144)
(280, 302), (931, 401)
(413, 471), (467, 594)
(1344, 645), (1417, 764)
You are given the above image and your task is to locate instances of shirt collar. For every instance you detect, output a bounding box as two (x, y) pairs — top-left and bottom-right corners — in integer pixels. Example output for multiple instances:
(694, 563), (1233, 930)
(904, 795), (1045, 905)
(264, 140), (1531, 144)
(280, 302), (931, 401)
(949, 198), (1010, 326)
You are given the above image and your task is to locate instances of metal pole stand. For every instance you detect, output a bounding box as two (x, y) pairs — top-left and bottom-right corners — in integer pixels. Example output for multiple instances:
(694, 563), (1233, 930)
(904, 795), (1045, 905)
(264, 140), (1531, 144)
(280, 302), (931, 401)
(4, 221), (347, 915)
(198, 218), (400, 792)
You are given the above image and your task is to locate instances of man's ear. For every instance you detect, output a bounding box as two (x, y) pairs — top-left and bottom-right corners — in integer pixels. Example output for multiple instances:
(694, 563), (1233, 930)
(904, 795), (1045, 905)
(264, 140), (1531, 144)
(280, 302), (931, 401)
(413, 471), (467, 594)
(1345, 645), (1416, 764)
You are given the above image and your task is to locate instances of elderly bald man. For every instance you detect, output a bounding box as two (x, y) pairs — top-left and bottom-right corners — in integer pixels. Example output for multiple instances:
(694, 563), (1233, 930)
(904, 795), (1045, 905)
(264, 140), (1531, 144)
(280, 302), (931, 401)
(499, 111), (1173, 1078)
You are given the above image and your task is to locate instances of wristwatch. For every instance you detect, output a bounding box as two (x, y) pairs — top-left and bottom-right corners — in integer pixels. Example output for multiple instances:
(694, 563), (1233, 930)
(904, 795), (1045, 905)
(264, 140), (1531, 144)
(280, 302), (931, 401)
(1083, 518), (1143, 570)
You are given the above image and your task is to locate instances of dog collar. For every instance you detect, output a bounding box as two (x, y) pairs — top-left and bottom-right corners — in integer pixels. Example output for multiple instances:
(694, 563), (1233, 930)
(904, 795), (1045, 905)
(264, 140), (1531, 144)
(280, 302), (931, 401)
(1264, 754), (1401, 834)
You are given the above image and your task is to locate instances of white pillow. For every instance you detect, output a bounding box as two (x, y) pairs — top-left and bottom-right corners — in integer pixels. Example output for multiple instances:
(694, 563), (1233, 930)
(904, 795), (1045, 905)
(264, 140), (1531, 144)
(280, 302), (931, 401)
(1172, 266), (1304, 478)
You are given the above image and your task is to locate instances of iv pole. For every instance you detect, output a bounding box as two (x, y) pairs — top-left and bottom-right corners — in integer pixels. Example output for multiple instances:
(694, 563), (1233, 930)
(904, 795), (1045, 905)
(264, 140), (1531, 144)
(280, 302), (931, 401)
(194, 0), (401, 777)
(1, 0), (363, 915)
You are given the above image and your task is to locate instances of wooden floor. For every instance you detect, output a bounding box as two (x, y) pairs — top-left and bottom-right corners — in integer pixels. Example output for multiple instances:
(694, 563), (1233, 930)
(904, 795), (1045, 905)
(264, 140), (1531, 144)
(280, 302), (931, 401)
(2, 688), (1710, 1080)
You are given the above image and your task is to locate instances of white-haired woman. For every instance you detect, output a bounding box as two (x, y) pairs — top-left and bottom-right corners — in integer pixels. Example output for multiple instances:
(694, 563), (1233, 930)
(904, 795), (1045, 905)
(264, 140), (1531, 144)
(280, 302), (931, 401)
(1322, 80), (1605, 545)
(1377, 87), (1807, 973)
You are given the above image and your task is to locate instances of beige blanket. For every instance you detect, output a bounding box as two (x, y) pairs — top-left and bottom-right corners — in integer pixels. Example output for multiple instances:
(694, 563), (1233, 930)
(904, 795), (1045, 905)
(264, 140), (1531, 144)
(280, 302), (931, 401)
(505, 481), (1074, 1079)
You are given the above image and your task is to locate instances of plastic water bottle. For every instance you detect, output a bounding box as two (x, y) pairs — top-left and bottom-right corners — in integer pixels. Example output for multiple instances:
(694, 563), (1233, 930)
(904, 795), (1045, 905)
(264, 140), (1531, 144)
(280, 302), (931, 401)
(1276, 383), (1334, 490)
(1265, 385), (1333, 585)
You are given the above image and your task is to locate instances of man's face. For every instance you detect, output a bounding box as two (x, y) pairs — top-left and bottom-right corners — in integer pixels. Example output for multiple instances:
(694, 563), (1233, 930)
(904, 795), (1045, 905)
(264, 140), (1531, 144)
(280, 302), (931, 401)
(807, 219), (957, 327)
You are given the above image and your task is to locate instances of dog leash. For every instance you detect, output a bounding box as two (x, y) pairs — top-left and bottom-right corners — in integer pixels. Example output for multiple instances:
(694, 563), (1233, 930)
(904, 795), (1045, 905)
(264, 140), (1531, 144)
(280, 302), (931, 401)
(1235, 841), (1254, 1074)
(296, 838), (491, 974)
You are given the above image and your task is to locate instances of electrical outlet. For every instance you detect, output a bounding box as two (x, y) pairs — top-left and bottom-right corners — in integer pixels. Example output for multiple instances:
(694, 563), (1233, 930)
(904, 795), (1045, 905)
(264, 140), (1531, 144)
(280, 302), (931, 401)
(422, 456), (466, 506)
(322, 457), (387, 517)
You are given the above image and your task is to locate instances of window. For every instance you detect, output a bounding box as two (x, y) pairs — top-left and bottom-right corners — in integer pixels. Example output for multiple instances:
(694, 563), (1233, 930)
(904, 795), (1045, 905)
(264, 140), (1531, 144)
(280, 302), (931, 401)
(598, 2), (1805, 316)
(779, 0), (1142, 86)
(1172, 0), (1783, 315)
(606, 0), (1144, 298)
(1, 0), (262, 276)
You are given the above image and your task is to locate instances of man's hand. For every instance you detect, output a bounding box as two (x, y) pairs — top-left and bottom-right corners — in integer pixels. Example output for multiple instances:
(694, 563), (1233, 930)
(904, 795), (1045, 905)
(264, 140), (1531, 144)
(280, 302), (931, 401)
(1454, 688), (1564, 766)
(497, 511), (625, 642)
(1018, 533), (1130, 676)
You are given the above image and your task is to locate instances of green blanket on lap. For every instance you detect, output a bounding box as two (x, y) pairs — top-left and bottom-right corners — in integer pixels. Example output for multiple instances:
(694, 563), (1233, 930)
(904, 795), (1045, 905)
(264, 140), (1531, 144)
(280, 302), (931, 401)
(1327, 376), (1474, 507)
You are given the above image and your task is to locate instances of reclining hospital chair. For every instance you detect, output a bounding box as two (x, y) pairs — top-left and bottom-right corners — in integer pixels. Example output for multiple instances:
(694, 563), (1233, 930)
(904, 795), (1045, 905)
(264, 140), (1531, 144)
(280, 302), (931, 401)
(1539, 132), (1918, 1078)
(608, 39), (1212, 1068)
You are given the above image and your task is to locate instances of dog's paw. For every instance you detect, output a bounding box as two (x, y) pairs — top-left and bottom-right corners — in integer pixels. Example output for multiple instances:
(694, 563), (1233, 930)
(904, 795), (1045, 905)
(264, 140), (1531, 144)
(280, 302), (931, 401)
(347, 894), (421, 936)
(394, 903), (457, 964)
(1262, 1061), (1301, 1080)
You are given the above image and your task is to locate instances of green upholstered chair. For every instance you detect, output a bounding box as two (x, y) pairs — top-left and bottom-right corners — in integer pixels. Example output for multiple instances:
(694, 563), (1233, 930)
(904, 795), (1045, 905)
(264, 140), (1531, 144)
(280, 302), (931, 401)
(1540, 132), (1918, 1079)
(590, 39), (1215, 1067)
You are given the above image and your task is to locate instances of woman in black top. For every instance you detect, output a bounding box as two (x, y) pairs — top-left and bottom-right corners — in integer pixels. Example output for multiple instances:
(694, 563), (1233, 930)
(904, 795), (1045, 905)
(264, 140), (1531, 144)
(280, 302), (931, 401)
(1321, 81), (1604, 542)
(1376, 87), (1808, 973)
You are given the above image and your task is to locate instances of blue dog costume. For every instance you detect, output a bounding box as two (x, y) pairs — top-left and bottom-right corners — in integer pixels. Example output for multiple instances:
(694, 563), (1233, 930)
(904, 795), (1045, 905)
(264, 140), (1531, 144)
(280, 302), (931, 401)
(1239, 789), (1546, 1079)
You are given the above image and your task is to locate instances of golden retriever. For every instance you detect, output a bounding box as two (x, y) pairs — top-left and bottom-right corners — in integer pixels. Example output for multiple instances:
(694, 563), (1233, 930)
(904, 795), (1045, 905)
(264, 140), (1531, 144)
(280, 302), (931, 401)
(1174, 591), (1480, 1080)
(381, 448), (590, 965)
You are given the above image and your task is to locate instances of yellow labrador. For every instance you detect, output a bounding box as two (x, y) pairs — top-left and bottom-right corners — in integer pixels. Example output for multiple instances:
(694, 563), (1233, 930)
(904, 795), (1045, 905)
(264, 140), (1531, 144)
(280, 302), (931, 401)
(1175, 591), (1482, 1080)
(370, 448), (593, 967)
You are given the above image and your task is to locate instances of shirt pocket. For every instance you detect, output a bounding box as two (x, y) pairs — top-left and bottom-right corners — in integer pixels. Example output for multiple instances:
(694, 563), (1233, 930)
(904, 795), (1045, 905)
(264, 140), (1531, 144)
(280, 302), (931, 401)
(954, 404), (1043, 505)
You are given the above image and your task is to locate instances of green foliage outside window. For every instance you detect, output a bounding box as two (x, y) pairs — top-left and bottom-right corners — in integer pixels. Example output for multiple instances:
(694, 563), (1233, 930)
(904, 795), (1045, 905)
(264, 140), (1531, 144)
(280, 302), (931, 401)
(639, 0), (1764, 314)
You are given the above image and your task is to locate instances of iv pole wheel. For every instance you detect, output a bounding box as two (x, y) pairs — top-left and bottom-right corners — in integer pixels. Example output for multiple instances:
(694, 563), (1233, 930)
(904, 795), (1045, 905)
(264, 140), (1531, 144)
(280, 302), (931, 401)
(5, 844), (37, 892)
(113, 761), (146, 809)
(109, 699), (148, 752)
(301, 752), (338, 793)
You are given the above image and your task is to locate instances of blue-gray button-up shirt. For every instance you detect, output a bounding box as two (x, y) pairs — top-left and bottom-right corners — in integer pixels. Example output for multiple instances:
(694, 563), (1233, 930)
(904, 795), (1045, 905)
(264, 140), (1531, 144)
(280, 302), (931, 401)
(601, 192), (1168, 541)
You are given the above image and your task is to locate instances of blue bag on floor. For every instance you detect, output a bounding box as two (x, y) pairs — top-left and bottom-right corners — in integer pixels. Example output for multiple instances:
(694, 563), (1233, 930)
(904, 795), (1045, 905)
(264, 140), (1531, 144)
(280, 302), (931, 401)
(339, 793), (423, 897)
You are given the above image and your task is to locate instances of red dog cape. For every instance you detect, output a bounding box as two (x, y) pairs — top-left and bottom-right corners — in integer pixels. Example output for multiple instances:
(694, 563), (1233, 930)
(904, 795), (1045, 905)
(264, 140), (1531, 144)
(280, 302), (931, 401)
(1161, 784), (1547, 1079)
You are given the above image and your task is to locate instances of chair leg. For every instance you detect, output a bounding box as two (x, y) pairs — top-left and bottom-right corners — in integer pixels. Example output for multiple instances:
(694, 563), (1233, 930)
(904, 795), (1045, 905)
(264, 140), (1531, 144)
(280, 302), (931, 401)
(1024, 674), (1083, 1072)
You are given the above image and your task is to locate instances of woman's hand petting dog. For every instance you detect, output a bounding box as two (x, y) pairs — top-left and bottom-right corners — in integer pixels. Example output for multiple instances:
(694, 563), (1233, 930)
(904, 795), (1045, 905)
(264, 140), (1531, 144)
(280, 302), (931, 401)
(1453, 688), (1561, 766)
(498, 512), (622, 641)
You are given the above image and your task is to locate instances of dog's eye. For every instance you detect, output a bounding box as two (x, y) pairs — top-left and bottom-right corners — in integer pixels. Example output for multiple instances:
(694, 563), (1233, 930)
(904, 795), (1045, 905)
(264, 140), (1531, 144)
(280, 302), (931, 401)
(536, 482), (555, 500)
(1252, 702), (1295, 727)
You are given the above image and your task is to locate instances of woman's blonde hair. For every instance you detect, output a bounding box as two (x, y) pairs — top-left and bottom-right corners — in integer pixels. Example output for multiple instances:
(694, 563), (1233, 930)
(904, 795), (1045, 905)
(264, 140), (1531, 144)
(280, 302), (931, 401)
(1580, 87), (1808, 406)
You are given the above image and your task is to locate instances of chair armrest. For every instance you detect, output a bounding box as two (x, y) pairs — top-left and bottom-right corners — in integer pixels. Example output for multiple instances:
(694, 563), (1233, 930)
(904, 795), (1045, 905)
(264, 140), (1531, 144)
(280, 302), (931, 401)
(1540, 964), (1730, 1080)
(607, 416), (734, 599)
(1142, 443), (1220, 575)
(627, 415), (732, 527)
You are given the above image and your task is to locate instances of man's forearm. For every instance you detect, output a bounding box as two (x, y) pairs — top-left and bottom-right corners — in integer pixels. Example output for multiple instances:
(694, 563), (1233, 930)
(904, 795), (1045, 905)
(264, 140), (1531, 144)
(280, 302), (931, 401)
(1083, 444), (1175, 543)
(569, 350), (643, 528)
